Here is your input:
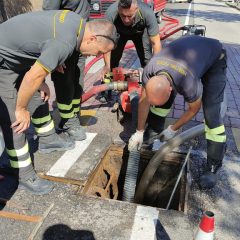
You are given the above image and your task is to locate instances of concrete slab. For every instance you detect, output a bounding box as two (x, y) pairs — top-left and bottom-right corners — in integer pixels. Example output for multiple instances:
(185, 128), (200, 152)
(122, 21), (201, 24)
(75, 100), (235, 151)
(0, 173), (193, 240)
(33, 194), (193, 240)
(34, 133), (112, 185)
(232, 127), (240, 152)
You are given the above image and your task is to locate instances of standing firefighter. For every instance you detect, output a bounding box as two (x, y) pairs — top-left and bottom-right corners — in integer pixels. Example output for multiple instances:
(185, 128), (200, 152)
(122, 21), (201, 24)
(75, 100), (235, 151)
(42, 0), (91, 140)
(100, 0), (161, 102)
(129, 35), (227, 189)
(0, 10), (118, 194)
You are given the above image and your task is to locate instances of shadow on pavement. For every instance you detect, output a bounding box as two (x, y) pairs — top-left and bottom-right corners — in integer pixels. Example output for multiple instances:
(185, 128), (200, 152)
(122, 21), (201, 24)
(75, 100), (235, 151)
(42, 224), (96, 240)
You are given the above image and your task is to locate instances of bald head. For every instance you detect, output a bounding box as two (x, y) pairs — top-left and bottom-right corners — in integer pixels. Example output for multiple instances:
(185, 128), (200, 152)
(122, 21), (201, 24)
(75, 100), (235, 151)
(80, 20), (118, 56)
(145, 75), (172, 106)
(87, 20), (118, 46)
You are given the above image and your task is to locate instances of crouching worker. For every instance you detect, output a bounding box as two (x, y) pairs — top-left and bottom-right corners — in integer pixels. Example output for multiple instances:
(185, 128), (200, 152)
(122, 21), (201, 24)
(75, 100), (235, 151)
(100, 0), (162, 102)
(129, 35), (227, 189)
(0, 10), (118, 195)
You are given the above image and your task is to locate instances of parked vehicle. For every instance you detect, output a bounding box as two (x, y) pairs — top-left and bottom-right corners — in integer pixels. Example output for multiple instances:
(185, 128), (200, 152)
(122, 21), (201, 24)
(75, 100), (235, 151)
(90, 0), (167, 23)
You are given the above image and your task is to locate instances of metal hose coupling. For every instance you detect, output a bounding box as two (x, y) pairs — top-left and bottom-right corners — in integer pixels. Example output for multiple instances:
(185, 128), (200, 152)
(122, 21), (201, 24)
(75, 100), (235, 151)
(108, 81), (128, 91)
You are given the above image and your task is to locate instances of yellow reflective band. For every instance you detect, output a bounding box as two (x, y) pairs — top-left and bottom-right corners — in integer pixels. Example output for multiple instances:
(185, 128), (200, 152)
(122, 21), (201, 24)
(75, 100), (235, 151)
(103, 78), (111, 83)
(59, 112), (74, 119)
(206, 133), (226, 143)
(138, 9), (143, 19)
(205, 125), (225, 135)
(73, 107), (80, 113)
(53, 11), (59, 38)
(150, 106), (171, 117)
(57, 102), (72, 111)
(59, 10), (69, 23)
(36, 61), (51, 73)
(6, 142), (29, 157)
(10, 157), (32, 168)
(35, 120), (54, 134)
(78, 19), (83, 36)
(31, 114), (51, 125)
(72, 99), (80, 105)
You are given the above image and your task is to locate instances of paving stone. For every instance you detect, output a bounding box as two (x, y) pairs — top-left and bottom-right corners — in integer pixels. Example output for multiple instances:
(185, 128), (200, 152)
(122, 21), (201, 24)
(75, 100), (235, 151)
(229, 117), (240, 128)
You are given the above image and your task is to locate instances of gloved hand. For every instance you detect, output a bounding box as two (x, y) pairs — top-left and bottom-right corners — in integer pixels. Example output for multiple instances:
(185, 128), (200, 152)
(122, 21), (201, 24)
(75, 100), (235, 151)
(128, 130), (144, 151)
(159, 125), (179, 142)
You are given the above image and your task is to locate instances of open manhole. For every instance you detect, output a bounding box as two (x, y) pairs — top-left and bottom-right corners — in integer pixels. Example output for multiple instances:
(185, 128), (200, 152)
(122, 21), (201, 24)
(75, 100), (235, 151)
(81, 145), (190, 212)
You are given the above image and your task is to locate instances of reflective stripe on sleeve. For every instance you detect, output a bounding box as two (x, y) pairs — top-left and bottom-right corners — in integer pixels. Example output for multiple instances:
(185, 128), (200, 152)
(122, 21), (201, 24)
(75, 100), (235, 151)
(150, 106), (171, 117)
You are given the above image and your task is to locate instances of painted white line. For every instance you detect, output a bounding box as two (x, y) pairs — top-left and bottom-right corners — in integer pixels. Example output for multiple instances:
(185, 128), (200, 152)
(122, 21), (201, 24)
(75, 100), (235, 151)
(46, 132), (97, 177)
(130, 205), (159, 240)
(184, 2), (192, 26)
(182, 2), (193, 35)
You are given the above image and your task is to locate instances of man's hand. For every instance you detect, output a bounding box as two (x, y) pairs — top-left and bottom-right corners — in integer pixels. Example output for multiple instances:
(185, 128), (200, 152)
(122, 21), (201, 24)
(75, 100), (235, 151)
(56, 63), (66, 74)
(39, 82), (50, 102)
(11, 109), (31, 134)
(159, 125), (179, 142)
(128, 130), (144, 151)
(101, 65), (110, 80)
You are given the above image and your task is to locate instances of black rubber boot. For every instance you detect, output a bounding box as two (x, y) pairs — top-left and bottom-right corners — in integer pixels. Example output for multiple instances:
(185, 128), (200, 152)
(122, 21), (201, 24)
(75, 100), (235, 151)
(38, 132), (75, 154)
(19, 172), (54, 195)
(60, 114), (87, 141)
(199, 163), (221, 189)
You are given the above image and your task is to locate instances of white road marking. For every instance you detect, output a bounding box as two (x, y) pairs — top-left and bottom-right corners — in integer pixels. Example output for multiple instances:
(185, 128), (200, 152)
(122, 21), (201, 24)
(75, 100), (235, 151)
(182, 2), (193, 35)
(184, 2), (192, 26)
(130, 205), (159, 240)
(46, 133), (97, 177)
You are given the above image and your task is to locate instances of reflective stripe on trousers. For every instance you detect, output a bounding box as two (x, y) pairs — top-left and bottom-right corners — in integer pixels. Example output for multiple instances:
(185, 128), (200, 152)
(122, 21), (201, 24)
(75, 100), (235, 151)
(6, 142), (32, 168)
(57, 98), (80, 118)
(205, 124), (226, 143)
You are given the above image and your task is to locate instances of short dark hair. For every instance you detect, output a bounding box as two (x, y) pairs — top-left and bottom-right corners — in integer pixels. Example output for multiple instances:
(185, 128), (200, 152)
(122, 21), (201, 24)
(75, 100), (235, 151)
(118, 0), (138, 9)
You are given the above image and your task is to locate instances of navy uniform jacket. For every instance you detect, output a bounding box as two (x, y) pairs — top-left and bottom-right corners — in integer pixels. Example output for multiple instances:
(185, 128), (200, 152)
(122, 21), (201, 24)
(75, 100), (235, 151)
(142, 35), (223, 103)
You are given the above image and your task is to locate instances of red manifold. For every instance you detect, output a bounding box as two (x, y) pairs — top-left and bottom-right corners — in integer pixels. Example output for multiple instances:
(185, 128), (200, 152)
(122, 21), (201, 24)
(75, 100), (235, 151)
(112, 67), (142, 113)
(112, 67), (125, 82)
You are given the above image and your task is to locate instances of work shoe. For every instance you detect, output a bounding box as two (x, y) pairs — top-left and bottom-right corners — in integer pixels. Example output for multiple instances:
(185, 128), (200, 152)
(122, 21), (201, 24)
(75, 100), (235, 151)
(60, 114), (87, 141)
(38, 133), (75, 154)
(19, 173), (54, 195)
(199, 171), (217, 189)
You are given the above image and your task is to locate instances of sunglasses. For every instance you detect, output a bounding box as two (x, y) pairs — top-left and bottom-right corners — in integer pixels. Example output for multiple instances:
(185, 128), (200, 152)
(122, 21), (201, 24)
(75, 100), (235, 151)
(95, 33), (120, 48)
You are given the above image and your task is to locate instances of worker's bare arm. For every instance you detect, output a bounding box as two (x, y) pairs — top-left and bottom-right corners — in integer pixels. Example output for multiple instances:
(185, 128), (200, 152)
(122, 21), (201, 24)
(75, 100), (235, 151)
(171, 98), (202, 131)
(137, 88), (150, 131)
(150, 35), (162, 55)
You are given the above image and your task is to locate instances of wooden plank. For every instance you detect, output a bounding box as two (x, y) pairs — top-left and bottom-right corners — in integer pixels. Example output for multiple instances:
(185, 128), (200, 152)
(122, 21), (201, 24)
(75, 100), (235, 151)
(0, 211), (42, 222)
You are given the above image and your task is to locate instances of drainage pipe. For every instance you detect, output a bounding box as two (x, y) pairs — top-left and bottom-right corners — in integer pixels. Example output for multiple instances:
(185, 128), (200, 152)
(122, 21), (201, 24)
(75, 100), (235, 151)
(81, 82), (128, 103)
(134, 123), (204, 204)
(122, 91), (141, 202)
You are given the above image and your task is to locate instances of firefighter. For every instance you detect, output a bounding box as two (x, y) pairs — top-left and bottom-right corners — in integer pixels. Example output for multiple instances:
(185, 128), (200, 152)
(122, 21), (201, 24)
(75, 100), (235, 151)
(0, 10), (118, 194)
(100, 0), (162, 102)
(42, 0), (91, 140)
(128, 35), (227, 189)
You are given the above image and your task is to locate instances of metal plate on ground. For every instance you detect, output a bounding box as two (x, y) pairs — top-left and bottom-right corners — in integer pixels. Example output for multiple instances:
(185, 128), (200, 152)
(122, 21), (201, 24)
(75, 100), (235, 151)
(34, 133), (112, 186)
